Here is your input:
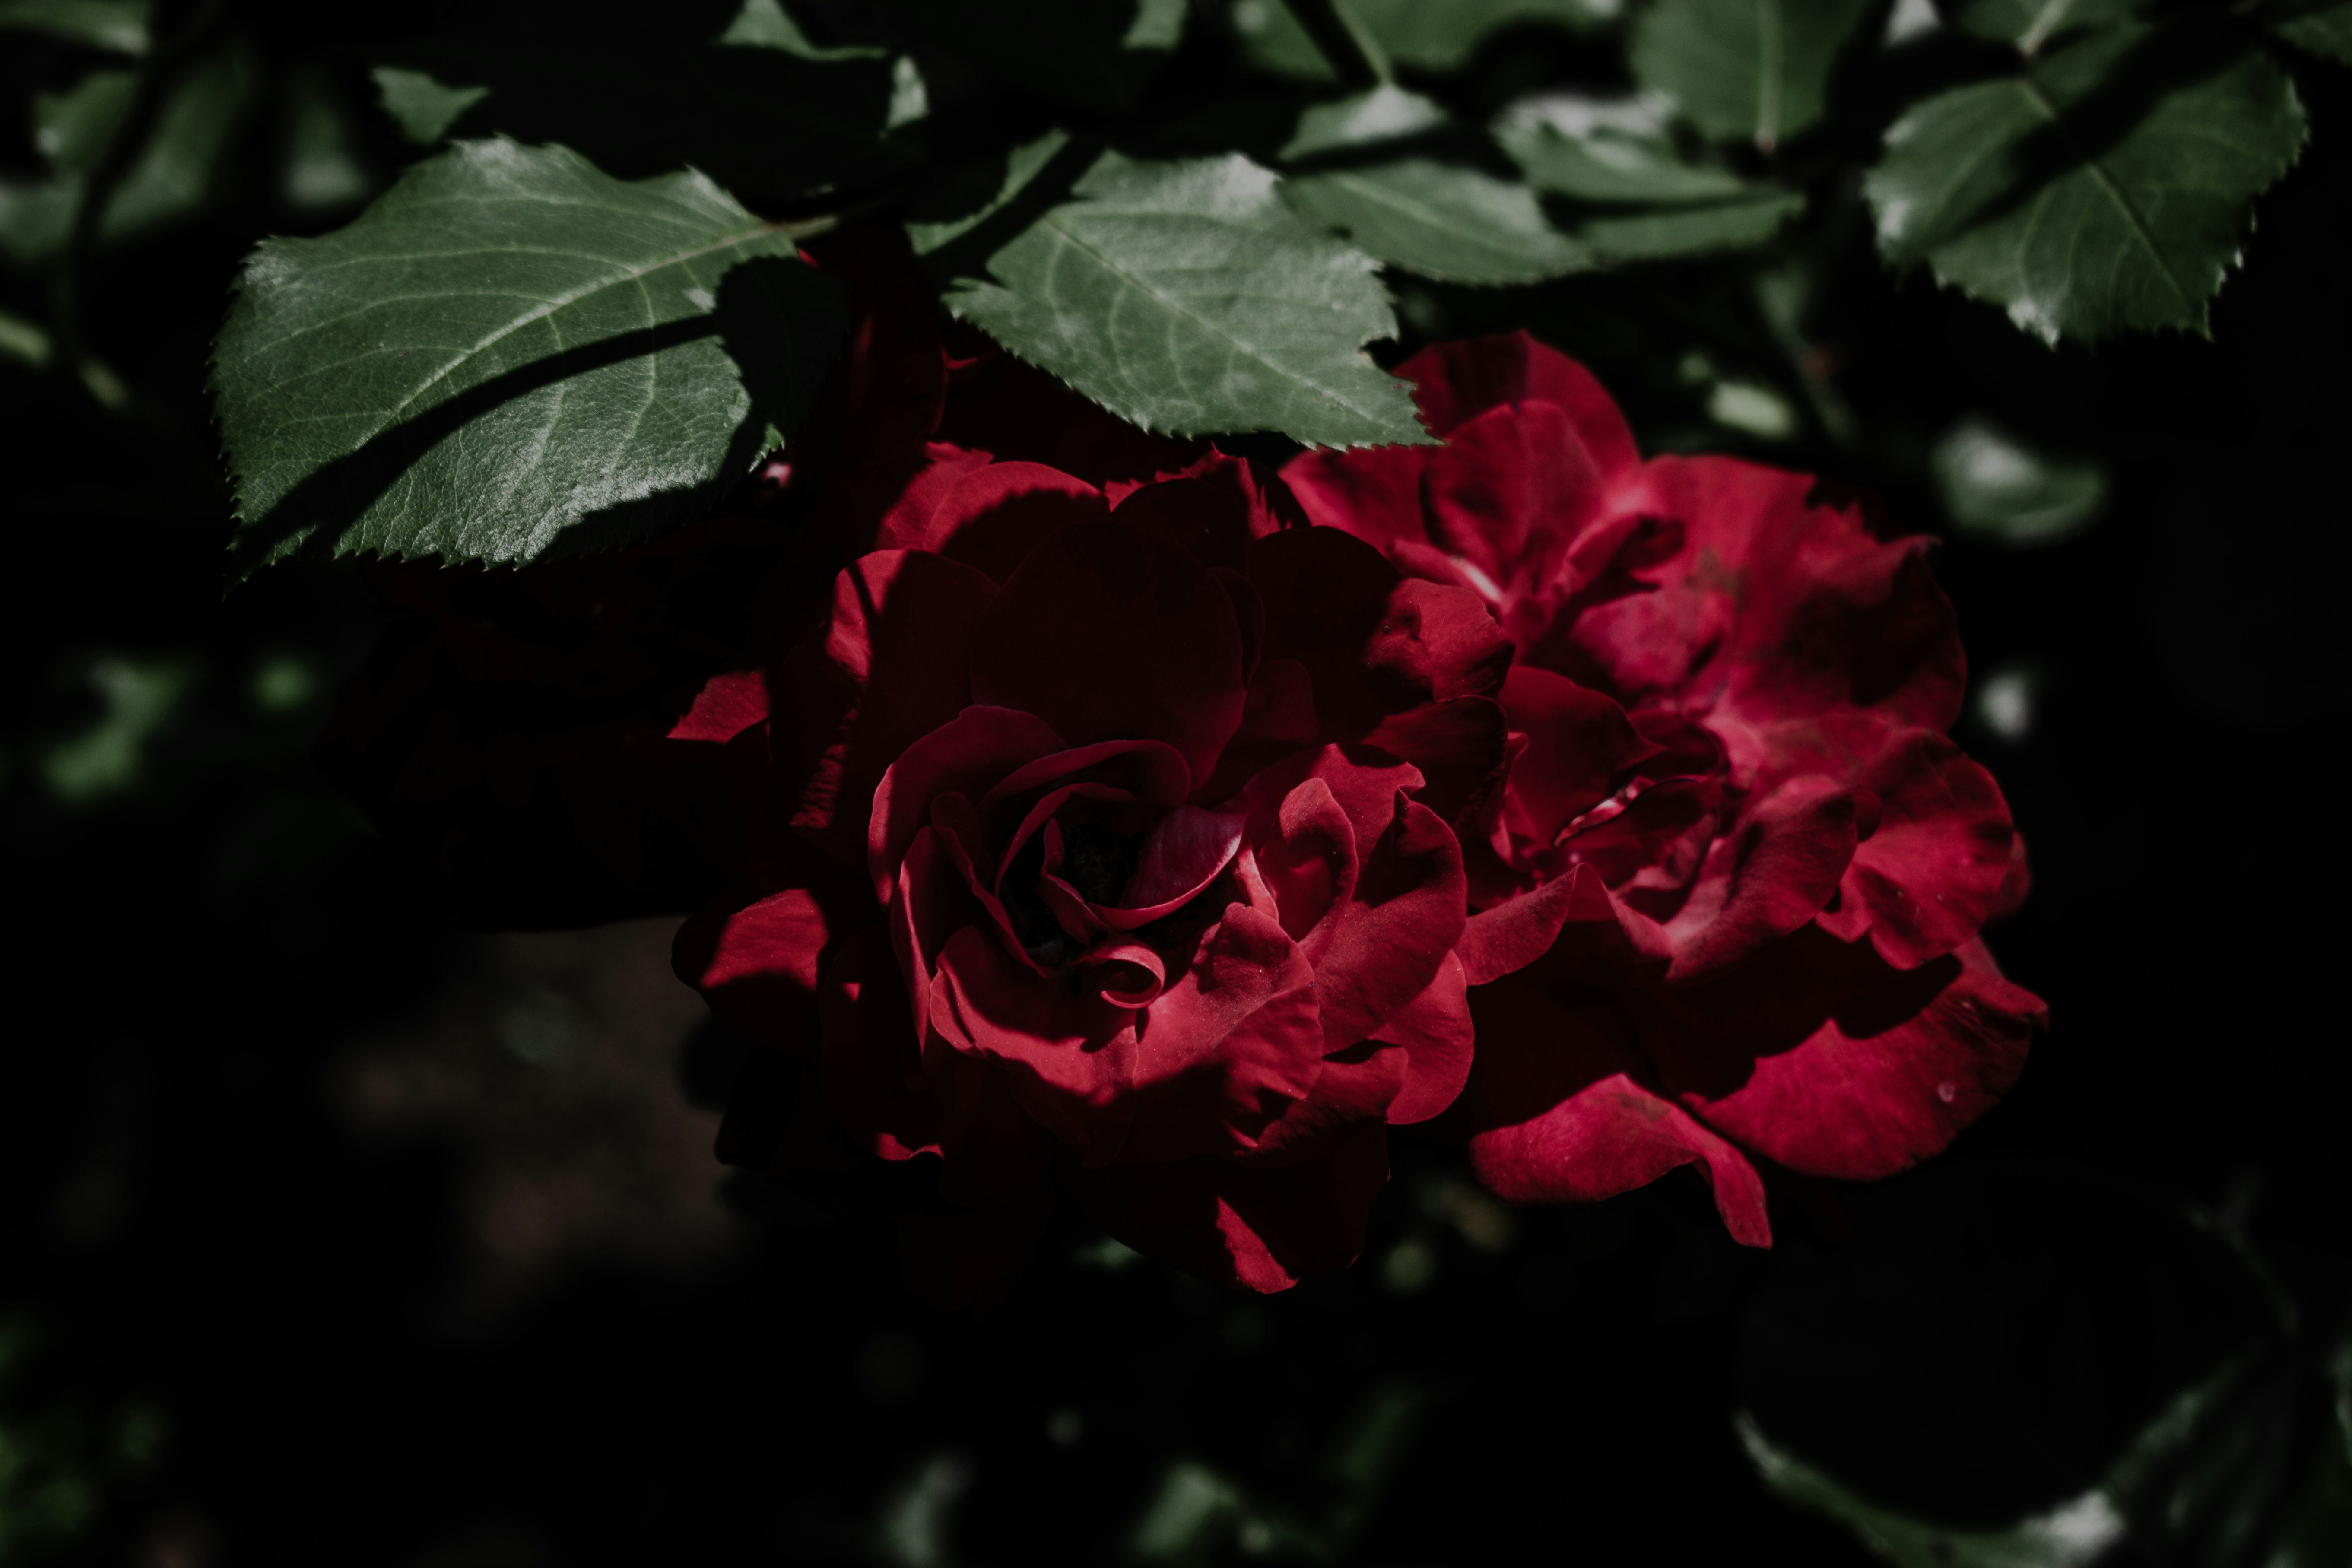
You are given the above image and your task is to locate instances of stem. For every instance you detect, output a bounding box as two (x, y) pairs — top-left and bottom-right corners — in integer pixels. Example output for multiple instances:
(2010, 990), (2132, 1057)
(49, 0), (235, 408)
(1279, 0), (1395, 89)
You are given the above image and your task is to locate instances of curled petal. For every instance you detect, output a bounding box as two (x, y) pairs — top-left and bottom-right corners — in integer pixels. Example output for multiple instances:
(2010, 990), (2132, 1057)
(927, 925), (1137, 1166)
(869, 706), (1065, 905)
(1498, 666), (1660, 844)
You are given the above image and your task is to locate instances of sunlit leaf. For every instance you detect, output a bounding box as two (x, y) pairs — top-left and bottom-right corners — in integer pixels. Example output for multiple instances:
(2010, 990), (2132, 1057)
(1863, 21), (2307, 343)
(941, 150), (1427, 447)
(1495, 92), (1752, 203)
(1283, 159), (1591, 285)
(1629, 0), (1876, 149)
(1282, 84), (1451, 161)
(211, 139), (847, 575)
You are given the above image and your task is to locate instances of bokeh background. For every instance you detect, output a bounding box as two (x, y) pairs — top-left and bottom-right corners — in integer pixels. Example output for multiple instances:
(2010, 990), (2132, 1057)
(3, 3), (2349, 1563)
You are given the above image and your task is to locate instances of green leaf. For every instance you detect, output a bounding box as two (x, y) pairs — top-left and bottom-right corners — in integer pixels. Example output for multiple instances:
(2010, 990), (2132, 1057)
(1492, 93), (1805, 261)
(2266, 0), (2352, 63)
(1930, 418), (2107, 546)
(904, 128), (1077, 258)
(1952, 0), (2143, 51)
(1282, 159), (1592, 284)
(1281, 84), (1451, 160)
(210, 139), (847, 576)
(281, 65), (375, 214)
(371, 66), (489, 146)
(1570, 188), (1802, 257)
(1863, 22), (2308, 343)
(1495, 92), (1752, 203)
(0, 46), (252, 269)
(718, 0), (886, 59)
(0, 0), (148, 54)
(1628, 0), (1876, 149)
(1230, 0), (1613, 80)
(941, 150), (1425, 447)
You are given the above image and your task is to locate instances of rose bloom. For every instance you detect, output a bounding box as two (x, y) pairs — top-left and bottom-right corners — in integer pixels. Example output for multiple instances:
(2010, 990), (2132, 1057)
(1285, 335), (2045, 1244)
(668, 387), (1511, 1292)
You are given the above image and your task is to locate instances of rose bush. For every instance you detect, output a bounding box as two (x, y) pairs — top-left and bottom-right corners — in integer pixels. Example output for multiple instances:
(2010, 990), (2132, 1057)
(1285, 334), (2046, 1246)
(666, 346), (1514, 1291)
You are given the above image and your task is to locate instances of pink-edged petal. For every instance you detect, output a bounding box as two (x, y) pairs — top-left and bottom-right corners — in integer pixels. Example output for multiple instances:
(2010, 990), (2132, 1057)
(819, 926), (1054, 1205)
(1813, 727), (2019, 968)
(927, 924), (1137, 1165)
(1660, 776), (1860, 980)
(1118, 903), (1326, 1163)
(673, 886), (846, 1059)
(1461, 969), (1768, 1245)
(922, 460), (1108, 584)
(869, 706), (1064, 904)
(1650, 927), (2043, 1183)
(1084, 940), (1167, 1008)
(1498, 666), (1662, 844)
(1060, 1125), (1389, 1292)
(1399, 331), (1641, 479)
(970, 518), (1247, 791)
(666, 667), (768, 743)
(785, 550), (1000, 865)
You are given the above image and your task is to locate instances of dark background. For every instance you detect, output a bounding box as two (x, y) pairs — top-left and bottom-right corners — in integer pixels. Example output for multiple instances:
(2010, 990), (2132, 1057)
(2, 3), (2347, 1562)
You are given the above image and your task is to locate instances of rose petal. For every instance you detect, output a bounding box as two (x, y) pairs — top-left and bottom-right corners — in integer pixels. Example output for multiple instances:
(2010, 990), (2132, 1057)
(923, 460), (1108, 584)
(970, 519), (1247, 792)
(1461, 969), (1769, 1245)
(1117, 903), (1325, 1163)
(666, 667), (768, 743)
(1113, 804), (1249, 917)
(1060, 1124), (1389, 1292)
(1661, 776), (1860, 980)
(819, 926), (1054, 1205)
(927, 924), (1138, 1165)
(1400, 331), (1641, 477)
(1647, 928), (2044, 1182)
(869, 706), (1065, 905)
(673, 886), (844, 1058)
(1497, 666), (1661, 844)
(1111, 476), (1254, 575)
(787, 551), (1000, 864)
(1812, 727), (2019, 968)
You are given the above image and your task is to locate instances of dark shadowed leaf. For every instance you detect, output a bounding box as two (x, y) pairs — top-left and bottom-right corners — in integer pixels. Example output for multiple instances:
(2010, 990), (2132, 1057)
(1492, 92), (1805, 261)
(1229, 0), (1612, 80)
(898, 0), (1185, 113)
(2265, 0), (2352, 62)
(1863, 20), (2307, 344)
(371, 0), (911, 208)
(1283, 159), (1592, 285)
(1629, 0), (1876, 149)
(940, 150), (1426, 447)
(0, 0), (147, 53)
(211, 139), (847, 576)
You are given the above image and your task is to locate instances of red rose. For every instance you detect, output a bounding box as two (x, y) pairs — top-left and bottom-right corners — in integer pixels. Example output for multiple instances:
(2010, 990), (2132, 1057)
(670, 445), (1504, 1294)
(1286, 334), (2046, 1245)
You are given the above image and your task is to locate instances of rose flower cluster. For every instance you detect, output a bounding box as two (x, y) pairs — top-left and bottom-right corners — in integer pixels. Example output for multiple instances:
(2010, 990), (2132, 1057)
(632, 245), (2043, 1298)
